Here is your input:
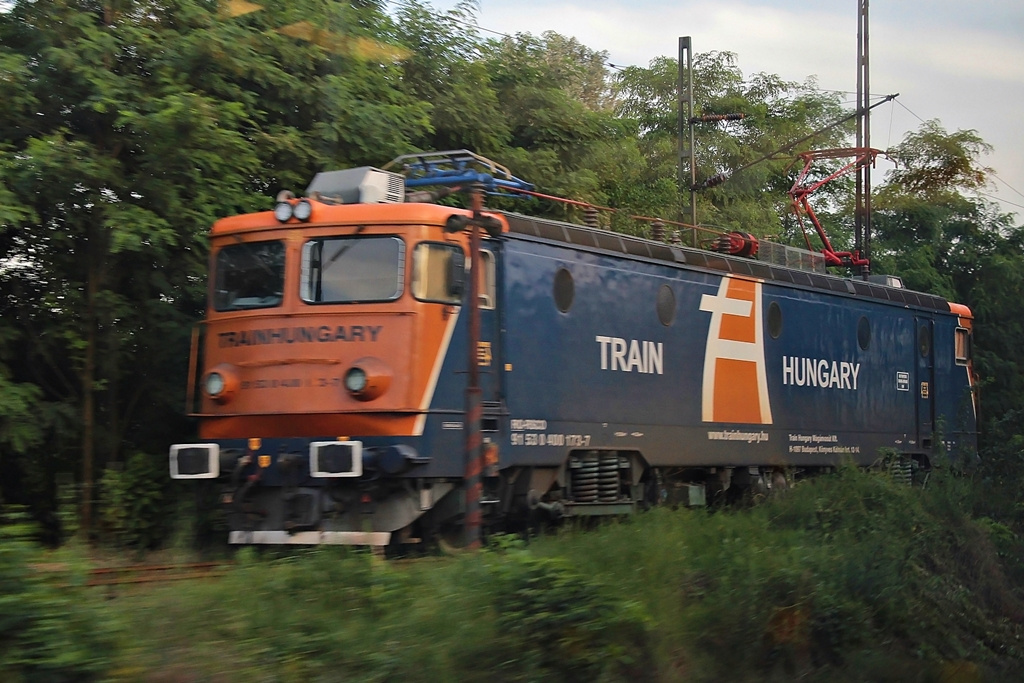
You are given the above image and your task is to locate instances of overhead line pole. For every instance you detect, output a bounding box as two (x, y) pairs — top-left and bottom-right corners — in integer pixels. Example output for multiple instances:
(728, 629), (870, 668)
(856, 0), (872, 277)
(463, 185), (485, 551)
(678, 36), (696, 243)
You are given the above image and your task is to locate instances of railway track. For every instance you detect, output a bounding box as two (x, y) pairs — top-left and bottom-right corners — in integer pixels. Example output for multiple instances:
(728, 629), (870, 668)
(84, 561), (230, 586)
(33, 560), (231, 587)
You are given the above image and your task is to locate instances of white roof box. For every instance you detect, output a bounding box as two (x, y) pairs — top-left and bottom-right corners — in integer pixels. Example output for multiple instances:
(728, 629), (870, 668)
(306, 167), (405, 204)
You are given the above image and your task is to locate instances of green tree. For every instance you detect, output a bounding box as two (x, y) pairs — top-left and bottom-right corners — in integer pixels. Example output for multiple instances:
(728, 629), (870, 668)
(872, 121), (998, 297)
(873, 121), (1024, 512)
(394, 0), (511, 155)
(471, 31), (643, 227)
(613, 51), (850, 238)
(0, 0), (430, 536)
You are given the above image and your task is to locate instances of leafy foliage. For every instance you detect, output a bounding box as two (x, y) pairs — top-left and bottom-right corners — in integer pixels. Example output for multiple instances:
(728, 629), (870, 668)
(524, 469), (1024, 681)
(99, 452), (172, 549)
(0, 0), (431, 530)
(613, 51), (851, 236)
(884, 121), (993, 199)
(870, 119), (1024, 517)
(81, 470), (1024, 681)
(487, 553), (653, 682)
(0, 517), (115, 681)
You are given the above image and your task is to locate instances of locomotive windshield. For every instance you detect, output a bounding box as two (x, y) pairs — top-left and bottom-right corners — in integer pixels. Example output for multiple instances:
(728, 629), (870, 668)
(300, 236), (405, 303)
(213, 241), (285, 311)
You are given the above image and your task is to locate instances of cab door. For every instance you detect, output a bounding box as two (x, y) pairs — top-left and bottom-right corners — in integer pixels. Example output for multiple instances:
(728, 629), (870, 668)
(476, 244), (503, 430)
(915, 317), (935, 450)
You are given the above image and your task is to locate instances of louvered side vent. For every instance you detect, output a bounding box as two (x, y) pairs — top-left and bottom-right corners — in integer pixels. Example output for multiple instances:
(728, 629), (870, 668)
(306, 167), (406, 204)
(384, 173), (405, 203)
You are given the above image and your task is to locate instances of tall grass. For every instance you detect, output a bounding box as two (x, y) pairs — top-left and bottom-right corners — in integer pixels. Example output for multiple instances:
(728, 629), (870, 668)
(515, 466), (1024, 681)
(0, 516), (115, 682)
(88, 467), (1024, 681)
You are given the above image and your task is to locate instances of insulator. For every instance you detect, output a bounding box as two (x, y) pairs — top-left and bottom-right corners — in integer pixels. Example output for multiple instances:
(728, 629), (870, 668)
(698, 173), (729, 189)
(584, 206), (599, 228)
(651, 220), (665, 241)
(690, 113), (746, 123)
(731, 231), (759, 258)
(709, 231), (759, 258)
(405, 190), (436, 203)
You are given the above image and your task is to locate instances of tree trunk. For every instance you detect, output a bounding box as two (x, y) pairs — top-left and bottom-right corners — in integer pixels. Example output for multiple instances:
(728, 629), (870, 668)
(80, 246), (99, 536)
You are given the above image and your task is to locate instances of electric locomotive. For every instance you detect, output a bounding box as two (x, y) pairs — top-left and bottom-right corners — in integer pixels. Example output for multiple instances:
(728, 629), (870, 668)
(169, 150), (978, 547)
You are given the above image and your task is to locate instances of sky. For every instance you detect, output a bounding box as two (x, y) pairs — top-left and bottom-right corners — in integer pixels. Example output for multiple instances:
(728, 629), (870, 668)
(423, 0), (1024, 219)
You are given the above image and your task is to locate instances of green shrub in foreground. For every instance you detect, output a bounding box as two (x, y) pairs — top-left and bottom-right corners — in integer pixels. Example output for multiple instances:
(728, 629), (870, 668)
(486, 552), (655, 682)
(0, 519), (115, 681)
(522, 467), (1024, 681)
(99, 452), (173, 549)
(101, 467), (1024, 682)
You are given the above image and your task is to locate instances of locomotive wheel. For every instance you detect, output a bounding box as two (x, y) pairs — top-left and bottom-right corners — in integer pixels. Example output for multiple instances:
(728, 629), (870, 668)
(769, 469), (790, 497)
(436, 524), (469, 555)
(419, 512), (475, 555)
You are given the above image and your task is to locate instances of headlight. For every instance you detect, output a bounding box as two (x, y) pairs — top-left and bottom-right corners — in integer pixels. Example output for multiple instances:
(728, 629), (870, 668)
(344, 358), (392, 401)
(202, 364), (240, 404)
(293, 199), (313, 222)
(205, 372), (226, 397)
(344, 367), (368, 393)
(274, 201), (293, 222)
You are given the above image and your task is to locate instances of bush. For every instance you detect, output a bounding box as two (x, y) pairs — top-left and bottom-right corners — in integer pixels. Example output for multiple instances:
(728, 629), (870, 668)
(516, 467), (1024, 681)
(0, 514), (115, 681)
(99, 452), (172, 548)
(486, 552), (654, 682)
(76, 467), (1024, 681)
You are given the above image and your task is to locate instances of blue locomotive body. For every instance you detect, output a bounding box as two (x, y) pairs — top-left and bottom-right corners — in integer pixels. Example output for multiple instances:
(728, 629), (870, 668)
(489, 217), (975, 474)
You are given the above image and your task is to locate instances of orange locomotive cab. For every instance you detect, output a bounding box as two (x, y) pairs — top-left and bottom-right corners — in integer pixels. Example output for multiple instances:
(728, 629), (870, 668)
(171, 166), (507, 546)
(196, 206), (472, 438)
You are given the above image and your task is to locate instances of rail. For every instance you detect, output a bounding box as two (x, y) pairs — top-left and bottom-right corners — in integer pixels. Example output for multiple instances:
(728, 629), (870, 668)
(34, 561), (231, 587)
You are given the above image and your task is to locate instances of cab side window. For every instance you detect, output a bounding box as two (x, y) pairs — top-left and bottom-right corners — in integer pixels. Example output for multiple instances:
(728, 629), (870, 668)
(955, 327), (971, 365)
(412, 242), (465, 304)
(477, 249), (496, 310)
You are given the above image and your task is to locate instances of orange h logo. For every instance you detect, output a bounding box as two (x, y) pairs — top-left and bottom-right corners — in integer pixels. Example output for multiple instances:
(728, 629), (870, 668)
(699, 277), (773, 424)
